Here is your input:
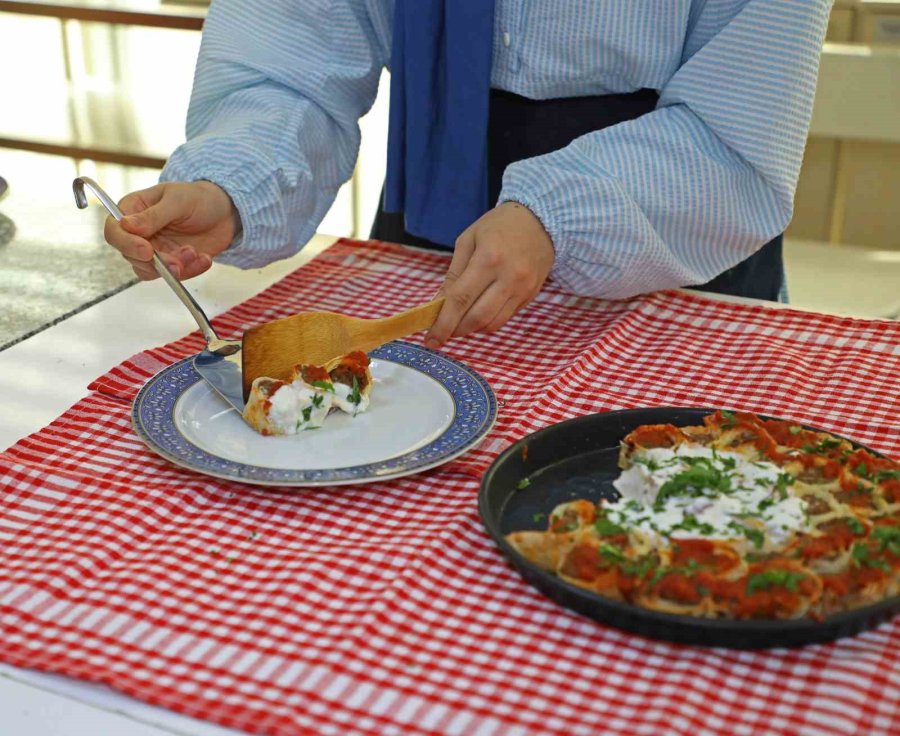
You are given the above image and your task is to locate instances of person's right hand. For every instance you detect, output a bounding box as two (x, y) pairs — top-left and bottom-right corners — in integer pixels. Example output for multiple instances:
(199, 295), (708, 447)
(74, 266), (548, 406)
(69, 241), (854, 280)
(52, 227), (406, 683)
(104, 180), (240, 281)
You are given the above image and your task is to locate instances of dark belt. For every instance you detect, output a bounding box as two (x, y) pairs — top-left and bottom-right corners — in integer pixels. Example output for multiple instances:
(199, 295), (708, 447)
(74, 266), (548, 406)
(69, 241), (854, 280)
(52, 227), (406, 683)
(371, 88), (783, 301)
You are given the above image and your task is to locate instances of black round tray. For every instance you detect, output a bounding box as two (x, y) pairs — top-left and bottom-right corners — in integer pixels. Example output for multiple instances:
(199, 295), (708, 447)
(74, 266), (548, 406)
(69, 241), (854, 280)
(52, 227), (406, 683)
(479, 407), (900, 649)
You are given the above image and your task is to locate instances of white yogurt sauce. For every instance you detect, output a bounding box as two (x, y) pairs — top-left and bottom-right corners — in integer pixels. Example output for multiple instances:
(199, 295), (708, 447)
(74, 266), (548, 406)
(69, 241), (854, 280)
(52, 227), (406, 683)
(332, 381), (369, 416)
(608, 446), (809, 549)
(293, 383), (333, 431)
(266, 382), (333, 434)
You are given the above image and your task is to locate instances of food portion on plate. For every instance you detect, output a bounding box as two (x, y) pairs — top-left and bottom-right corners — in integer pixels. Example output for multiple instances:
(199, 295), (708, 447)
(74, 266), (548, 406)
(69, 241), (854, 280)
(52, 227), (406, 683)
(506, 411), (900, 620)
(242, 351), (372, 435)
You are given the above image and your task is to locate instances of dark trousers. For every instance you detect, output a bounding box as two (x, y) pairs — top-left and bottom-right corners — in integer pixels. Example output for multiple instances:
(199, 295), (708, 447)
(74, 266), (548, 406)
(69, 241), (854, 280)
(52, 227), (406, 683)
(372, 88), (783, 301)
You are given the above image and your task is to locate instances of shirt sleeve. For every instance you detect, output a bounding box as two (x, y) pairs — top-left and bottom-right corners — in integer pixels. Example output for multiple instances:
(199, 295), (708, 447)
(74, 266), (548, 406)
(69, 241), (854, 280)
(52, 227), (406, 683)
(160, 0), (390, 268)
(497, 0), (832, 299)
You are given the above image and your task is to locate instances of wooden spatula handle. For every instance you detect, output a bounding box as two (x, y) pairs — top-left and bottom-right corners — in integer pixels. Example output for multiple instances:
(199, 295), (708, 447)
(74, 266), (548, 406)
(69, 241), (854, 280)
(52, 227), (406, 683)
(351, 297), (445, 351)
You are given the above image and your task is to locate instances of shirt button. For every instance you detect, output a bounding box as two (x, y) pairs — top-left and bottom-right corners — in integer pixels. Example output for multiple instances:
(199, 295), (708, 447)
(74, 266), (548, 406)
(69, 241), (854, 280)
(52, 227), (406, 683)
(502, 32), (511, 47)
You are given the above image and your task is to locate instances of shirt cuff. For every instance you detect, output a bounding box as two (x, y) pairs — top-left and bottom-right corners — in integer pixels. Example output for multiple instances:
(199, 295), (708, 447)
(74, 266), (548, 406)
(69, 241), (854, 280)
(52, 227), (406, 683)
(498, 161), (623, 297)
(160, 139), (291, 269)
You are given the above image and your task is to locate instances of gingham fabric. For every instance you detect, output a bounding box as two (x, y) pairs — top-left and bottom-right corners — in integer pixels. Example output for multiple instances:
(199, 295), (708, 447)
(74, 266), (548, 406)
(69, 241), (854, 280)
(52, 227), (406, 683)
(1, 239), (898, 736)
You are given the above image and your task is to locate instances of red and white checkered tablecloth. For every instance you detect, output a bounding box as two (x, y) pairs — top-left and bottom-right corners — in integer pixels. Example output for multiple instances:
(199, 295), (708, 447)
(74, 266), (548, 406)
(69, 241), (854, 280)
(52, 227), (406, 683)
(1, 239), (898, 736)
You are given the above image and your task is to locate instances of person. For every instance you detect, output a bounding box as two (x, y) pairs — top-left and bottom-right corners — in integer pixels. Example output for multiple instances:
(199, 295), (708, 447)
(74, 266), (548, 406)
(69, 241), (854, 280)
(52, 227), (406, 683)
(103, 1), (831, 351)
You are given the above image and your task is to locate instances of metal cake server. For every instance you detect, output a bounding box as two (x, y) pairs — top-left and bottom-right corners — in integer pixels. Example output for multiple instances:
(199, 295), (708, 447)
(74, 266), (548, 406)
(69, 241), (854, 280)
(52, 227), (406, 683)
(73, 176), (246, 413)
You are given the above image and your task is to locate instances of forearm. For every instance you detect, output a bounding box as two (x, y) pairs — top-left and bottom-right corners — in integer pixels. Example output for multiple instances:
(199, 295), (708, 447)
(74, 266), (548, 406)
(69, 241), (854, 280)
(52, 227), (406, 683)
(499, 104), (789, 299)
(499, 0), (830, 299)
(161, 0), (389, 268)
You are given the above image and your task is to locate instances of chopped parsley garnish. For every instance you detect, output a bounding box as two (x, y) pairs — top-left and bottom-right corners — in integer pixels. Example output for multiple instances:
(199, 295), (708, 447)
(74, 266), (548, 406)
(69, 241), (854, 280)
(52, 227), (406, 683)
(675, 515), (716, 536)
(845, 517), (865, 535)
(633, 456), (661, 472)
(648, 559), (699, 588)
(746, 569), (807, 594)
(598, 543), (627, 563)
(720, 410), (736, 428)
(730, 522), (765, 549)
(801, 438), (843, 454)
(655, 461), (731, 507)
(618, 555), (658, 578)
(854, 462), (870, 478)
(851, 543), (891, 572)
(349, 376), (362, 406)
(311, 394), (324, 408)
(649, 566), (668, 587)
(515, 478), (531, 490)
(310, 380), (334, 392)
(774, 473), (794, 499)
(872, 526), (900, 556)
(531, 512), (546, 523)
(875, 469), (900, 482)
(788, 425), (803, 435)
(549, 514), (579, 532)
(302, 406), (313, 423)
(594, 517), (627, 537)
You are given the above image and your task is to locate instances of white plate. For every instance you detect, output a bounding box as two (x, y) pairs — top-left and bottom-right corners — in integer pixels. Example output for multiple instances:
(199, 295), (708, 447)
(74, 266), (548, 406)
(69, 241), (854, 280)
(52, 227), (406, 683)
(132, 341), (496, 486)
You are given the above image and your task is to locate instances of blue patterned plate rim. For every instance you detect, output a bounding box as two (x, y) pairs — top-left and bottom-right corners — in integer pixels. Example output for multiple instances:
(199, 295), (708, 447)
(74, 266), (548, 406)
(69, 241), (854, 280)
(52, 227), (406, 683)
(132, 341), (497, 487)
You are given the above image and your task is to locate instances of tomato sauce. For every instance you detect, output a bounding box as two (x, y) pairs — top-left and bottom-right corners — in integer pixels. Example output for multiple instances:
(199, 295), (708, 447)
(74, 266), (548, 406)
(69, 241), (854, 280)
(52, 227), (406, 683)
(845, 448), (894, 475)
(822, 565), (886, 597)
(339, 351), (370, 377)
(881, 479), (900, 504)
(630, 424), (682, 448)
(671, 539), (740, 574)
(797, 519), (859, 561)
(300, 364), (330, 384)
(560, 543), (610, 581)
(656, 573), (703, 605)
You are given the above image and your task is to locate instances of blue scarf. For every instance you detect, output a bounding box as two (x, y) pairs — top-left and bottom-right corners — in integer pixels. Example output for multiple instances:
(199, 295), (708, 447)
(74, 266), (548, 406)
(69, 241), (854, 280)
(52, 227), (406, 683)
(383, 0), (496, 247)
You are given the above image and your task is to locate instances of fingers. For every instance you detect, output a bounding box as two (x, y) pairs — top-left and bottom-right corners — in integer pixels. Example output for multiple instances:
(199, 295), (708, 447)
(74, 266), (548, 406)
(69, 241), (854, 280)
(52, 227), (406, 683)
(104, 215), (154, 262)
(103, 185), (165, 262)
(103, 183), (186, 260)
(426, 254), (495, 349)
(125, 251), (181, 281)
(481, 293), (526, 335)
(435, 227), (476, 298)
(103, 184), (214, 281)
(424, 201), (555, 348)
(118, 185), (183, 239)
(125, 246), (212, 282)
(177, 246), (213, 280)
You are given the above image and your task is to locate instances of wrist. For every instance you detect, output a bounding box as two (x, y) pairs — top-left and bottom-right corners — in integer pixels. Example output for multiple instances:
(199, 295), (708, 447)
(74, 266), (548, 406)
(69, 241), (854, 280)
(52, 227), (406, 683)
(197, 179), (242, 244)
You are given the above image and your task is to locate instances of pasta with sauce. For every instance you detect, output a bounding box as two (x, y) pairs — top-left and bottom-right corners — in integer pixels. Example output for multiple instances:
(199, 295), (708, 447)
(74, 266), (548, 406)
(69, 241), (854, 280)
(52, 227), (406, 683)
(506, 411), (900, 620)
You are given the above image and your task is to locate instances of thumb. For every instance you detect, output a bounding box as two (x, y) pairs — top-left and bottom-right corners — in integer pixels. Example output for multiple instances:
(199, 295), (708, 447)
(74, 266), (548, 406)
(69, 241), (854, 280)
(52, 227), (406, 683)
(120, 189), (183, 237)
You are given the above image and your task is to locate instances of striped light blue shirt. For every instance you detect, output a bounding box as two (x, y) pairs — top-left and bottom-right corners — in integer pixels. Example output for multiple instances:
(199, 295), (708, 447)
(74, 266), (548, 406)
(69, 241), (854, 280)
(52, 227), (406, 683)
(161, 0), (832, 299)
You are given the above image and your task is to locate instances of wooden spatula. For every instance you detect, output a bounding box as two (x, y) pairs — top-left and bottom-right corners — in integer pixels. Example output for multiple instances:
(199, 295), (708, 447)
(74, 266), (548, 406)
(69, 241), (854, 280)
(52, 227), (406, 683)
(241, 298), (445, 400)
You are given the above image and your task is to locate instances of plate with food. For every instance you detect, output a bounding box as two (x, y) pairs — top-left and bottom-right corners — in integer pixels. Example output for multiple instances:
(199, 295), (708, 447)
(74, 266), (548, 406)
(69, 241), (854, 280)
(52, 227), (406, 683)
(133, 341), (496, 486)
(479, 407), (899, 648)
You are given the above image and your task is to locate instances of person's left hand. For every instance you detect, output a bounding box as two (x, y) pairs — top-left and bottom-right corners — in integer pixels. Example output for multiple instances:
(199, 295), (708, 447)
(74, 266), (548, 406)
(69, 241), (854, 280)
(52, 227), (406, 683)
(425, 201), (555, 349)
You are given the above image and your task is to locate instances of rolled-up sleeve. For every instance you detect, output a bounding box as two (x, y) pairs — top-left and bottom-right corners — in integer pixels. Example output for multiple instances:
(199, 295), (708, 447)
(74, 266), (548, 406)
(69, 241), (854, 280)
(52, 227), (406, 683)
(498, 0), (831, 299)
(160, 0), (390, 268)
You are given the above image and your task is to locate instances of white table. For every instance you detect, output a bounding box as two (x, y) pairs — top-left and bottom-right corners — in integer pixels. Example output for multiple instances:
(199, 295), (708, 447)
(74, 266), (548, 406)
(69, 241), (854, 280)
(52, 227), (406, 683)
(0, 234), (335, 736)
(0, 232), (876, 735)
